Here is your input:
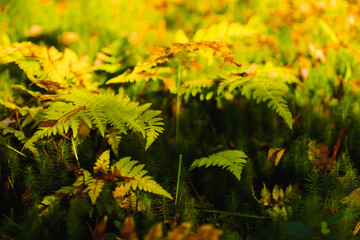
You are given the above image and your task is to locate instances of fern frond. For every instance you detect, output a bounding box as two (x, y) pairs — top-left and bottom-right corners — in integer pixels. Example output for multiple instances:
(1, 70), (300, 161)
(15, 59), (42, 82)
(57, 169), (93, 195)
(218, 66), (295, 128)
(74, 170), (93, 186)
(181, 79), (218, 102)
(112, 156), (173, 199)
(86, 179), (105, 205)
(106, 70), (166, 84)
(0, 123), (27, 156)
(11, 84), (42, 98)
(106, 130), (121, 158)
(24, 89), (163, 150)
(106, 41), (240, 86)
(94, 150), (110, 172)
(0, 95), (40, 117)
(0, 123), (27, 143)
(190, 150), (248, 181)
(245, 77), (292, 128)
(0, 42), (94, 90)
(140, 110), (164, 150)
(55, 150), (172, 205)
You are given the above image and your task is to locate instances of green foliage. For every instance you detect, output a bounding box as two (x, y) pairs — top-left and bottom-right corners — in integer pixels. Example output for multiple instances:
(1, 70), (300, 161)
(0, 42), (94, 90)
(190, 150), (247, 181)
(24, 88), (164, 151)
(218, 65), (296, 128)
(56, 150), (172, 205)
(2, 0), (360, 239)
(254, 183), (295, 221)
(107, 41), (294, 128)
(111, 154), (173, 200)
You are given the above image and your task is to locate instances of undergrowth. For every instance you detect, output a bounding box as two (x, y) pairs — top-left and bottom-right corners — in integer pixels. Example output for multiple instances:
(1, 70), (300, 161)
(1, 0), (360, 239)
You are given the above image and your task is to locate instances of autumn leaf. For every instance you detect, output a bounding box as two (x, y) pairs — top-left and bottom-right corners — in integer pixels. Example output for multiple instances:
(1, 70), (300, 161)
(268, 147), (286, 166)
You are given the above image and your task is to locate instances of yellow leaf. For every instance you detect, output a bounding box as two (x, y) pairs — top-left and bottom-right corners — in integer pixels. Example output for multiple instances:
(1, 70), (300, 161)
(174, 29), (189, 43)
(190, 224), (223, 240)
(166, 222), (191, 240)
(113, 185), (145, 211)
(113, 185), (128, 199)
(354, 222), (360, 235)
(144, 223), (163, 240)
(268, 147), (286, 166)
(120, 215), (138, 240)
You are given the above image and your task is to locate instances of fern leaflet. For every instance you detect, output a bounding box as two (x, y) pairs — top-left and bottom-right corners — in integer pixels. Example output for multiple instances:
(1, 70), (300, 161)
(112, 156), (173, 199)
(0, 42), (95, 90)
(86, 179), (105, 205)
(56, 150), (172, 205)
(218, 66), (296, 129)
(94, 149), (110, 172)
(190, 150), (247, 181)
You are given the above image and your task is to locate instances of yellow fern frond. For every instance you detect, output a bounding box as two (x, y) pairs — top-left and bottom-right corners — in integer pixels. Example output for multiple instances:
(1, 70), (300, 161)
(94, 150), (110, 173)
(0, 42), (94, 90)
(86, 178), (105, 205)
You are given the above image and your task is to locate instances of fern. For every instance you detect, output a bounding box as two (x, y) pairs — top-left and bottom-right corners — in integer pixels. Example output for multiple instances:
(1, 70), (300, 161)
(0, 123), (27, 143)
(112, 156), (173, 200)
(24, 89), (164, 150)
(106, 41), (241, 85)
(0, 42), (95, 90)
(0, 93), (40, 117)
(106, 41), (294, 128)
(140, 110), (165, 149)
(86, 178), (105, 205)
(190, 150), (247, 181)
(218, 66), (296, 129)
(56, 150), (172, 205)
(93, 149), (110, 172)
(0, 123), (28, 156)
(106, 130), (122, 158)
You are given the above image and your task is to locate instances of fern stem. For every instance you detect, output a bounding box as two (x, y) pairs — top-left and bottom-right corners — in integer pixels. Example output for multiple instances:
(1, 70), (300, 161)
(71, 137), (80, 167)
(175, 154), (182, 205)
(175, 61), (181, 147)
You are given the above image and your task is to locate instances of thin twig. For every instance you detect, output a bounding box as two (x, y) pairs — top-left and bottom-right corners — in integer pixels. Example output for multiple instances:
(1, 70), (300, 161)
(332, 126), (346, 160)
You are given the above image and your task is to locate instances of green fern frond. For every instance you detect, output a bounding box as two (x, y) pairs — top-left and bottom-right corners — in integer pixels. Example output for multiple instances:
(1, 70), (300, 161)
(94, 150), (110, 172)
(181, 79), (218, 102)
(74, 170), (93, 186)
(15, 59), (42, 82)
(0, 123), (27, 143)
(244, 77), (292, 128)
(106, 41), (240, 86)
(106, 130), (121, 158)
(218, 67), (295, 129)
(140, 110), (164, 150)
(56, 169), (93, 195)
(0, 124), (27, 156)
(85, 179), (105, 205)
(11, 84), (42, 98)
(24, 89), (163, 150)
(190, 150), (247, 181)
(0, 95), (40, 117)
(112, 156), (173, 199)
(56, 150), (172, 205)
